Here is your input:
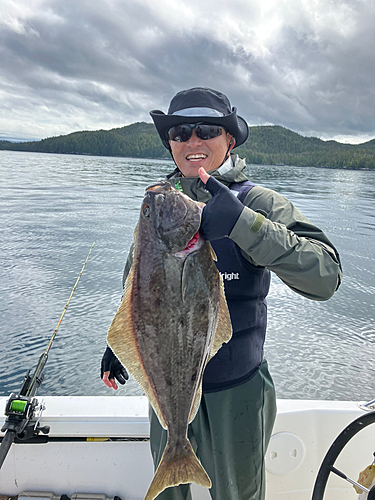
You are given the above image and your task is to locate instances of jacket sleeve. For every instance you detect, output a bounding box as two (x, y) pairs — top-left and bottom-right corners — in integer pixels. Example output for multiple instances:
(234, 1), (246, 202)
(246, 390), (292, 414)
(229, 185), (342, 301)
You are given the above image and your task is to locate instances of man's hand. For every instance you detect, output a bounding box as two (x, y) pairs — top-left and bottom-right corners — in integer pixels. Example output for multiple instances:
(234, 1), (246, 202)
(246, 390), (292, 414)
(101, 346), (129, 390)
(198, 167), (244, 241)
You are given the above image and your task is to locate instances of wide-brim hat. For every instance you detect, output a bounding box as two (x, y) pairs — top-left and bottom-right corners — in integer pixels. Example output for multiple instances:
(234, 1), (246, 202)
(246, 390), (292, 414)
(150, 87), (249, 149)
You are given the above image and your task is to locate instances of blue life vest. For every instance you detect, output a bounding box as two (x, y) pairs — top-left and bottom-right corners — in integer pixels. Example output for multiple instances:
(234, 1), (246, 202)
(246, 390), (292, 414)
(202, 181), (271, 392)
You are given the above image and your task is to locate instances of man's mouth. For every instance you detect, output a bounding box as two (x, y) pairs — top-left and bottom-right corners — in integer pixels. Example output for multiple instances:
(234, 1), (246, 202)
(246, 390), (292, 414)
(186, 154), (207, 162)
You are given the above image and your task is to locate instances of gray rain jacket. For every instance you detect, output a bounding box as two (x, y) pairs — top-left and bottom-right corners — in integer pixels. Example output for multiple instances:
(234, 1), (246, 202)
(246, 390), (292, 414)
(163, 155), (342, 301)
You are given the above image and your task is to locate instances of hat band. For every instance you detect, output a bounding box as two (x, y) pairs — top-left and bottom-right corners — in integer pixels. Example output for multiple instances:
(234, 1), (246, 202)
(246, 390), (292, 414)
(171, 107), (225, 118)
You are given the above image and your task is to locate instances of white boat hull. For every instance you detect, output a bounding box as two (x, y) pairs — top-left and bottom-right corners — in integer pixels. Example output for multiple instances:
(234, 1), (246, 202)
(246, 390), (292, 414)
(0, 397), (372, 499)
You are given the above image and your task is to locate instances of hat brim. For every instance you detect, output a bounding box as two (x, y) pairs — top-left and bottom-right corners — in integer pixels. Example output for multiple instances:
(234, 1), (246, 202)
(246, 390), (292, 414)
(150, 107), (249, 149)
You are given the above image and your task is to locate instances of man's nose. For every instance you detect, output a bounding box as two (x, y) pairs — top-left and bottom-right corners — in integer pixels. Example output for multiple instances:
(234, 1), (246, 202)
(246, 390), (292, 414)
(187, 129), (203, 145)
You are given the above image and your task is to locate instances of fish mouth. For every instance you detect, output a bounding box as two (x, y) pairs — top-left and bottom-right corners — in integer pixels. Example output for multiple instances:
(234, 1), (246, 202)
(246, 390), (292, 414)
(175, 230), (204, 258)
(174, 205), (204, 257)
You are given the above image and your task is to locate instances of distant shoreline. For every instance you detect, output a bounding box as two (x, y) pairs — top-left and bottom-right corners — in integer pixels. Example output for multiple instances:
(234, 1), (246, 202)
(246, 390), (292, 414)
(2, 148), (373, 172)
(1, 122), (375, 170)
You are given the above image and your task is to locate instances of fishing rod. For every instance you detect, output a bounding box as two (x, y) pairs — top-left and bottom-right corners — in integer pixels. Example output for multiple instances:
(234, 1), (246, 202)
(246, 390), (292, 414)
(0, 242), (95, 469)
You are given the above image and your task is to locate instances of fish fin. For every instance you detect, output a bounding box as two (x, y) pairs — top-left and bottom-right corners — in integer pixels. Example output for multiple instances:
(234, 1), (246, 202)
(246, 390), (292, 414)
(181, 243), (217, 302)
(107, 263), (167, 429)
(133, 223), (139, 243)
(209, 242), (217, 261)
(181, 260), (187, 302)
(181, 259), (197, 302)
(144, 438), (211, 500)
(208, 275), (232, 362)
(188, 378), (202, 424)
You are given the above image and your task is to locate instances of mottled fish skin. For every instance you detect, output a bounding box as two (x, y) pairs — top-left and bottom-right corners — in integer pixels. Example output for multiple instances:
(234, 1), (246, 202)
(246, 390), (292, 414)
(107, 181), (232, 500)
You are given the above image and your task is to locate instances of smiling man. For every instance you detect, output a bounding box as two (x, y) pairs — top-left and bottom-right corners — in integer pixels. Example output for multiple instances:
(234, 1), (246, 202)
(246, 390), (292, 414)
(102, 87), (342, 500)
(150, 87), (246, 179)
(167, 123), (233, 178)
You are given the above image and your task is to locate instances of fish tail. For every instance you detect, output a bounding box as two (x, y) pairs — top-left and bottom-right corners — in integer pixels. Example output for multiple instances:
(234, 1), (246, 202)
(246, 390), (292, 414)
(144, 438), (211, 500)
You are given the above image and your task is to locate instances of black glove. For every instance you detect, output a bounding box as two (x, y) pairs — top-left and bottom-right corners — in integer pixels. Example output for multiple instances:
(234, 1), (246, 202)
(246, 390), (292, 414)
(200, 176), (244, 241)
(101, 346), (129, 385)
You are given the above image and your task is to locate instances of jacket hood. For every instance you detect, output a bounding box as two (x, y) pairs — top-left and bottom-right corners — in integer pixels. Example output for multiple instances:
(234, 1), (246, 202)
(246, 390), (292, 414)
(166, 154), (249, 203)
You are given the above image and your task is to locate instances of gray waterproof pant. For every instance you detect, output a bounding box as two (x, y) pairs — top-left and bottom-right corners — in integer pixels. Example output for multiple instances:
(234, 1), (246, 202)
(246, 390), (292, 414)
(149, 360), (277, 500)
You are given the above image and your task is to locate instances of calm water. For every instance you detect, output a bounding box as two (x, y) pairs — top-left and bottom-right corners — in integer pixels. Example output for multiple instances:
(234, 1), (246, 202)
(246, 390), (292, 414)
(1, 151), (374, 401)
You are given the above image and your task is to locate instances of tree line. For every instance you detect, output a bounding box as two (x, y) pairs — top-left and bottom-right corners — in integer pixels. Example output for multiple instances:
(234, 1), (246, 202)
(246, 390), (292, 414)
(1, 122), (375, 169)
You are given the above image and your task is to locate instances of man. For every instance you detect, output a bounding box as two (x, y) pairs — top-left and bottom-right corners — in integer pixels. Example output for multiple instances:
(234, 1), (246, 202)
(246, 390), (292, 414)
(101, 87), (342, 499)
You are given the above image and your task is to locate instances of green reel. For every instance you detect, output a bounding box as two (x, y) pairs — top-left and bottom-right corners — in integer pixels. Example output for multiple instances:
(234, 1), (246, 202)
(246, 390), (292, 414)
(9, 399), (28, 414)
(4, 394), (33, 419)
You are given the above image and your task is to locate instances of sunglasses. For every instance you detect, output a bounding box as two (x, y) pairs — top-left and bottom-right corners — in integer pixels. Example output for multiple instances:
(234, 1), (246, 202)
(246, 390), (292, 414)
(167, 123), (224, 143)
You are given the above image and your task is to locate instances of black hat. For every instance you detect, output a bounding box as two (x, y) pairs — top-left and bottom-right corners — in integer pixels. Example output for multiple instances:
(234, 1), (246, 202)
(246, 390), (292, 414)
(150, 87), (249, 149)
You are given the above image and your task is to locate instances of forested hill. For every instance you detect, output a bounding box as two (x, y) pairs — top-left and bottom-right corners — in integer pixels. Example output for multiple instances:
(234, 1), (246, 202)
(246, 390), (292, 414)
(241, 126), (375, 169)
(1, 122), (375, 169)
(0, 122), (166, 159)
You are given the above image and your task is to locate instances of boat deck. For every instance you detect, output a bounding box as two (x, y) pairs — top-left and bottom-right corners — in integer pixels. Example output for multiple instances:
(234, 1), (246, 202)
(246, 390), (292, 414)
(0, 397), (373, 499)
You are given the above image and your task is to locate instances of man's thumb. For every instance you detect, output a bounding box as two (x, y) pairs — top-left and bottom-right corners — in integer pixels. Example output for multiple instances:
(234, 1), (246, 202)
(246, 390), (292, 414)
(198, 167), (210, 184)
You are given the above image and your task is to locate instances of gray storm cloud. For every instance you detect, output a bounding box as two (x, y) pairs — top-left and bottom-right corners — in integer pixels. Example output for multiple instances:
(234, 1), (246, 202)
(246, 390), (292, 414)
(1, 0), (374, 143)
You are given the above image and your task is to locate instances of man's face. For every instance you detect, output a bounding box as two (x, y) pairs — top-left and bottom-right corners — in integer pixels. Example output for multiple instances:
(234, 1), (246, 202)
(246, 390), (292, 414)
(169, 127), (234, 178)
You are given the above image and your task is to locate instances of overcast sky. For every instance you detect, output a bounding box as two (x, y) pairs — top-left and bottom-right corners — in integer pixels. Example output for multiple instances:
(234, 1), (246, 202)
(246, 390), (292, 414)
(1, 0), (375, 144)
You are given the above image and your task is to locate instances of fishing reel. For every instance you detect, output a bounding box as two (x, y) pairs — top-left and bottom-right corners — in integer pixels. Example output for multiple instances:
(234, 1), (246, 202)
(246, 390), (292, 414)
(0, 243), (94, 471)
(2, 365), (50, 441)
(2, 392), (50, 441)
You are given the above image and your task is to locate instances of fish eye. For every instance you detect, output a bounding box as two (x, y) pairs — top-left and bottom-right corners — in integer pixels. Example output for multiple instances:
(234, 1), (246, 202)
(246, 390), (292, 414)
(142, 204), (151, 217)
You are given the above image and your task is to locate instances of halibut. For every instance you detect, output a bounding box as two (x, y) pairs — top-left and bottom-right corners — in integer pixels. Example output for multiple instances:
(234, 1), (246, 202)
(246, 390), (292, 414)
(107, 180), (232, 500)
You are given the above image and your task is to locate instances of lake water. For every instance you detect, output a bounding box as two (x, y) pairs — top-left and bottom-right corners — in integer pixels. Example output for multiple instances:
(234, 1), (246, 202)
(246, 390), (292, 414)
(0, 151), (374, 401)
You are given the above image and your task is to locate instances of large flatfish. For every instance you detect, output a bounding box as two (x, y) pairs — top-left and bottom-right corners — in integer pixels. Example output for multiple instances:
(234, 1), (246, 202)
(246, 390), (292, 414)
(107, 180), (232, 500)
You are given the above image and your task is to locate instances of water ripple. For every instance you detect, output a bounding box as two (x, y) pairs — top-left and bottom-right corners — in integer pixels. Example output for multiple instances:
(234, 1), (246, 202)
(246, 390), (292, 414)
(1, 152), (375, 400)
